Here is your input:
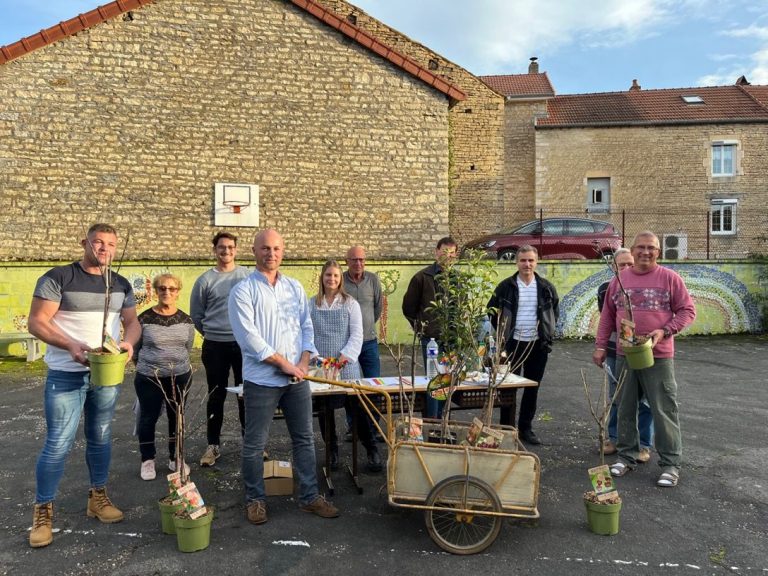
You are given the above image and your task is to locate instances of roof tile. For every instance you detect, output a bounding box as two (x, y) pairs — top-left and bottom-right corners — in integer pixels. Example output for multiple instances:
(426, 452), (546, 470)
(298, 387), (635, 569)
(538, 85), (768, 127)
(0, 0), (467, 101)
(480, 73), (555, 98)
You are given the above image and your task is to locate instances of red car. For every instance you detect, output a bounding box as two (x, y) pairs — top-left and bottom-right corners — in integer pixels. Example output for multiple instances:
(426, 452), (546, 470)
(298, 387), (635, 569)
(465, 218), (621, 261)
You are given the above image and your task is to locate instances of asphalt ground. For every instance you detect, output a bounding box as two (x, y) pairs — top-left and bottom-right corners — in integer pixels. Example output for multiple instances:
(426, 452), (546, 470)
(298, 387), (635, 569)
(1, 335), (766, 576)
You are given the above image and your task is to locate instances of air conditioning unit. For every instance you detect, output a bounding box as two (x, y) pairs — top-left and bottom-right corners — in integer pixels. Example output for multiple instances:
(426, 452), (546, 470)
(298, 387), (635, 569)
(663, 234), (688, 260)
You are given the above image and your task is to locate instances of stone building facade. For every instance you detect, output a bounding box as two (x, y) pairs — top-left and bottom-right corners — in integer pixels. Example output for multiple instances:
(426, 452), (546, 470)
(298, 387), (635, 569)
(313, 0), (506, 246)
(535, 83), (768, 258)
(0, 0), (491, 261)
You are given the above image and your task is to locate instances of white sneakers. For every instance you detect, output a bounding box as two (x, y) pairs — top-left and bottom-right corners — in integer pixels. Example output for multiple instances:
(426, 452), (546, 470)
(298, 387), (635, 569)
(141, 458), (190, 479)
(140, 459), (156, 481)
(168, 459), (190, 475)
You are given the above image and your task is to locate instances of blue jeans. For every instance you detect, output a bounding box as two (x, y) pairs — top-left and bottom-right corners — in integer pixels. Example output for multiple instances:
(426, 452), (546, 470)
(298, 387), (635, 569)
(357, 339), (381, 378)
(606, 354), (654, 448)
(35, 370), (120, 504)
(616, 357), (682, 473)
(242, 380), (318, 506)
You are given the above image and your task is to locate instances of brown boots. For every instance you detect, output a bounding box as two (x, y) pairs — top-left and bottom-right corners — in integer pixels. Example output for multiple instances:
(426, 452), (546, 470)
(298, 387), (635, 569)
(87, 487), (124, 523)
(29, 503), (53, 548)
(30, 488), (123, 548)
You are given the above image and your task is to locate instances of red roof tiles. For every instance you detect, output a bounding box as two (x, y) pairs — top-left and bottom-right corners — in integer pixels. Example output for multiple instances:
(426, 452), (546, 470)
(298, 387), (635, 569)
(0, 0), (154, 65)
(479, 73), (555, 98)
(0, 0), (466, 101)
(538, 84), (768, 128)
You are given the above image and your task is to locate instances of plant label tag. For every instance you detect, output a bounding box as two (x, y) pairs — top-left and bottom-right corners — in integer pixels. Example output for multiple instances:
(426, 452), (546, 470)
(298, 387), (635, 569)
(588, 464), (618, 500)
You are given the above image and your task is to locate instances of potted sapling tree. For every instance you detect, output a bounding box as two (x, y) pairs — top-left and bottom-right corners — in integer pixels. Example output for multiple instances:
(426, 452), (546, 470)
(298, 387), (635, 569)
(581, 366), (624, 535)
(86, 231), (131, 386)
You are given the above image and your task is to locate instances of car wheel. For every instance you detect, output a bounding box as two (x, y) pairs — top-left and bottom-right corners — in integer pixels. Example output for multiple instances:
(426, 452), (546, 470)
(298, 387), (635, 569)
(497, 249), (517, 262)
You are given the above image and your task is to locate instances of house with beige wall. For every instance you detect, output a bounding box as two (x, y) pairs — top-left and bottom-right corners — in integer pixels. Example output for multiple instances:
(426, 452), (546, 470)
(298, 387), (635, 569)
(484, 69), (768, 259)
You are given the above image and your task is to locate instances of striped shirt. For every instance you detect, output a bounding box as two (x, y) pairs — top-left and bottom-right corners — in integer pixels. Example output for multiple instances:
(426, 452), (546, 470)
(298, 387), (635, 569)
(135, 308), (195, 377)
(33, 262), (135, 372)
(513, 277), (538, 341)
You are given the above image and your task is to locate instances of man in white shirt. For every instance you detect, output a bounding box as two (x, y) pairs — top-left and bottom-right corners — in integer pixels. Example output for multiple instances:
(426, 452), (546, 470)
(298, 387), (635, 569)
(229, 229), (339, 525)
(488, 245), (559, 445)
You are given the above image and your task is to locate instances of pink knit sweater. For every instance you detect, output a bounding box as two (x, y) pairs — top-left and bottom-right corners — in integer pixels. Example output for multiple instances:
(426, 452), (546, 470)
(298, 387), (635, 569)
(596, 265), (696, 358)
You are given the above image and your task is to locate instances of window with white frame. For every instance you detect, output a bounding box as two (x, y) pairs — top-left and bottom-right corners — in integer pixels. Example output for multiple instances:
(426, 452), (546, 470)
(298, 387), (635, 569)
(711, 141), (736, 177)
(710, 199), (736, 235)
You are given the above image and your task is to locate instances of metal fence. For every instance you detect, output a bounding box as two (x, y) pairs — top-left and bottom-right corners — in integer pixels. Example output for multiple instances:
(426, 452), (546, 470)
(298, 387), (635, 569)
(498, 208), (768, 260)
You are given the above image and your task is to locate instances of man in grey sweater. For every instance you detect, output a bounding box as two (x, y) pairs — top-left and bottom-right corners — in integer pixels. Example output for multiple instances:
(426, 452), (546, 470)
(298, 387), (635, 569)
(190, 232), (250, 467)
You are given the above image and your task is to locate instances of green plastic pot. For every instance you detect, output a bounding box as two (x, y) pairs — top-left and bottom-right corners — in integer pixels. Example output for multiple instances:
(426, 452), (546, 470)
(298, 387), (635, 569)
(173, 507), (214, 553)
(88, 350), (128, 386)
(584, 497), (622, 535)
(623, 339), (654, 370)
(158, 497), (183, 535)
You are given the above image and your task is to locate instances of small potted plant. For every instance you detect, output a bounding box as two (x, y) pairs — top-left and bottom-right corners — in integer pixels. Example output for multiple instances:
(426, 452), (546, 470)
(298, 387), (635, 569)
(152, 370), (214, 551)
(581, 367), (624, 535)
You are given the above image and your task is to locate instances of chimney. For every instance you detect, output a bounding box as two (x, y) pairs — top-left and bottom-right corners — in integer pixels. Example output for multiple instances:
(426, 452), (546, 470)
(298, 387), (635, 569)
(528, 56), (539, 74)
(630, 79), (641, 91)
(735, 75), (750, 86)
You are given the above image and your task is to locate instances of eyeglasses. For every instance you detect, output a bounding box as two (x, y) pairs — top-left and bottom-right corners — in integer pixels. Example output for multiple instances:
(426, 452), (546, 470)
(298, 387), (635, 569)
(157, 286), (179, 293)
(634, 245), (660, 252)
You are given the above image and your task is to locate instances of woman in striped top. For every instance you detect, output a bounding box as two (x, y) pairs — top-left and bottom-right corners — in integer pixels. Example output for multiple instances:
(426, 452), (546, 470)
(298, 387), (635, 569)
(134, 273), (195, 481)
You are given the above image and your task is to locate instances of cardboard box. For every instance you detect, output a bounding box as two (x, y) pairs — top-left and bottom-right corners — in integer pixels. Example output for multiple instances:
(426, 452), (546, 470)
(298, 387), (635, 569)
(263, 460), (294, 496)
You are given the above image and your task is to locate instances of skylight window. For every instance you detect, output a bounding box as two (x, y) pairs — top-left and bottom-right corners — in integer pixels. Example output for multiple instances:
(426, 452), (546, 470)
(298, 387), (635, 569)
(682, 95), (704, 104)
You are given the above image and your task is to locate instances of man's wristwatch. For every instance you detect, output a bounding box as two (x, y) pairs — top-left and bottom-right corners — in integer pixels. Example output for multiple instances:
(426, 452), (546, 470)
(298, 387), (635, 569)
(662, 327), (673, 339)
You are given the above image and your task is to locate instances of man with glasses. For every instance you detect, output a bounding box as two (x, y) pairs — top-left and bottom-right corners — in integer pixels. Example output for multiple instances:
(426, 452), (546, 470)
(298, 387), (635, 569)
(596, 248), (654, 460)
(342, 245), (384, 470)
(191, 231), (250, 467)
(593, 231), (695, 488)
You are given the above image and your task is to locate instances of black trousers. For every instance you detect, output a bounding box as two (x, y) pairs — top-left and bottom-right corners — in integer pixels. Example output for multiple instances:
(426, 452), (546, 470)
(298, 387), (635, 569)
(201, 339), (245, 445)
(499, 339), (550, 430)
(135, 370), (192, 461)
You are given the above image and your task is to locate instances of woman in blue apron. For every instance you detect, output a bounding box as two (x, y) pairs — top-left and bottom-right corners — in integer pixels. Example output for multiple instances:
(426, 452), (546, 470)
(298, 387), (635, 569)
(311, 260), (382, 472)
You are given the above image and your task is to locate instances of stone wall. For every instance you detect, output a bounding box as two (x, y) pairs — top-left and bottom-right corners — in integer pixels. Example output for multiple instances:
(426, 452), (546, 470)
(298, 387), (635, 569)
(313, 0), (507, 246)
(0, 0), (454, 261)
(535, 123), (768, 257)
(502, 99), (548, 226)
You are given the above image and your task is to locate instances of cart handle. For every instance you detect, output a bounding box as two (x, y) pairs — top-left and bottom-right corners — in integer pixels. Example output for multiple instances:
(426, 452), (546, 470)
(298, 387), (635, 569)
(303, 376), (394, 449)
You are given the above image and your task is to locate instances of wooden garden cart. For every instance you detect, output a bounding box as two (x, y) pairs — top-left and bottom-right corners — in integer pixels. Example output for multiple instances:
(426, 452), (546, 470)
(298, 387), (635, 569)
(306, 376), (541, 555)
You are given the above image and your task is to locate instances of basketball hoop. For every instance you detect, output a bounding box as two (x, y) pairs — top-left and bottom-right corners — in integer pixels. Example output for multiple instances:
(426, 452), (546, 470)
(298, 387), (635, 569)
(222, 185), (250, 214)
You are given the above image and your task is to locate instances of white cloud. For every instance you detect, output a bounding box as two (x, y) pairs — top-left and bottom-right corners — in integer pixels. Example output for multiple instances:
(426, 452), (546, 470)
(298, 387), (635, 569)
(353, 0), (707, 74)
(721, 25), (768, 40)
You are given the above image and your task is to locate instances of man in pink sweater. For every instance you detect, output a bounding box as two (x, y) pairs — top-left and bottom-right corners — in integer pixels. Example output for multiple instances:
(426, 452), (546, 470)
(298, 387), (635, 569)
(593, 231), (696, 488)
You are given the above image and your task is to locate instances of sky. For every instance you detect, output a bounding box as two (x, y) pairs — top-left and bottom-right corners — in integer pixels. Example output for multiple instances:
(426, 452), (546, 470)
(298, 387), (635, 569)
(1, 0), (767, 94)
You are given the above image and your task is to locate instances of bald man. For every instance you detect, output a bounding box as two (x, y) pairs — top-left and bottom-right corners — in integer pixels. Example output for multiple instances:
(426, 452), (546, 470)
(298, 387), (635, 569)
(229, 229), (339, 525)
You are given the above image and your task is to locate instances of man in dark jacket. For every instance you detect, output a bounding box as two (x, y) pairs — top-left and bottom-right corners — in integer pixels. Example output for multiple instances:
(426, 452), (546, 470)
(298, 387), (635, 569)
(402, 237), (458, 418)
(488, 245), (559, 444)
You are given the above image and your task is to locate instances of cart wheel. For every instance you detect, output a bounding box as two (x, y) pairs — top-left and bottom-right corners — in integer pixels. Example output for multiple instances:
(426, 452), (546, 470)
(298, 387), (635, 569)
(424, 475), (503, 555)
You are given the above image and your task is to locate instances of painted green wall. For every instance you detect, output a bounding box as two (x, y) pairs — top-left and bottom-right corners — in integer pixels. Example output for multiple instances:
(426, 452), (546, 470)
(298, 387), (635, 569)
(1, 260), (765, 357)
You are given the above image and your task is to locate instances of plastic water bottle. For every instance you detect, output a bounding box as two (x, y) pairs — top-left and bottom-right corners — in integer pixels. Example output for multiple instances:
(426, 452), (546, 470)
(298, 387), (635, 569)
(488, 333), (497, 359)
(426, 338), (439, 379)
